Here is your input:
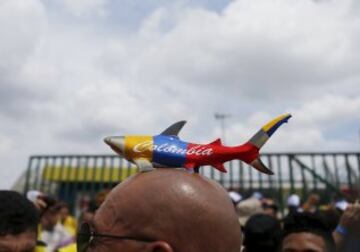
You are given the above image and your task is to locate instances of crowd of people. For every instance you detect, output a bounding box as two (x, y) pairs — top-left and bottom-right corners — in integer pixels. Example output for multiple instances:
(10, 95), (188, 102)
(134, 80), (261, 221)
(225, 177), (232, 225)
(0, 168), (359, 252)
(228, 190), (360, 252)
(0, 188), (109, 252)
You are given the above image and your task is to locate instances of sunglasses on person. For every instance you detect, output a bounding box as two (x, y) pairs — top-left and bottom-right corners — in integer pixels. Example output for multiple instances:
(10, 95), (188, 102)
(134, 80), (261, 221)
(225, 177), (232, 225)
(77, 222), (154, 252)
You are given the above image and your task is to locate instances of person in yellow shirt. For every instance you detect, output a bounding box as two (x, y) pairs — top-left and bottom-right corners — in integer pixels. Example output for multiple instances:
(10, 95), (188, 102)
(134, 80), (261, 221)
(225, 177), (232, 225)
(57, 242), (77, 252)
(59, 203), (78, 236)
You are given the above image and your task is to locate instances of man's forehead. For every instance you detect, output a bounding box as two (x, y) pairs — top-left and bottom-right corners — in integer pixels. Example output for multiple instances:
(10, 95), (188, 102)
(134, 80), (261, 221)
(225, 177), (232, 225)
(283, 232), (326, 252)
(94, 195), (122, 231)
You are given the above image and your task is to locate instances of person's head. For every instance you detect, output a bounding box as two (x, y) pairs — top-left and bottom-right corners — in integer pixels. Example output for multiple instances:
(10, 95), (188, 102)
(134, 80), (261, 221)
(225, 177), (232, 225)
(243, 214), (282, 252)
(318, 208), (341, 232)
(307, 194), (320, 205)
(303, 193), (320, 209)
(78, 168), (241, 252)
(228, 191), (242, 206)
(59, 202), (70, 222)
(287, 194), (301, 214)
(94, 189), (110, 208)
(262, 198), (279, 218)
(282, 212), (336, 252)
(0, 190), (40, 252)
(236, 197), (263, 227)
(80, 206), (97, 224)
(41, 203), (62, 231)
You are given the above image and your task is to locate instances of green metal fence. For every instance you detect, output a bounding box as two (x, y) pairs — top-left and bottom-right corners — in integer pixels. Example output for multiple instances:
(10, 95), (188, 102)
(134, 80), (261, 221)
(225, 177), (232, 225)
(24, 152), (360, 214)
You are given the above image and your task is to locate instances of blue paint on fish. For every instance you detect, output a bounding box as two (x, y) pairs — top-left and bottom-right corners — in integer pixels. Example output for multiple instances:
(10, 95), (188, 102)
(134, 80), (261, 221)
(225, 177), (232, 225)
(152, 135), (188, 167)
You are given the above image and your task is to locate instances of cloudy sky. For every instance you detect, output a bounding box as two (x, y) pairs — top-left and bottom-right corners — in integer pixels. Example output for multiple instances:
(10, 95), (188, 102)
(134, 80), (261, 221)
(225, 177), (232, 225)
(1, 0), (360, 188)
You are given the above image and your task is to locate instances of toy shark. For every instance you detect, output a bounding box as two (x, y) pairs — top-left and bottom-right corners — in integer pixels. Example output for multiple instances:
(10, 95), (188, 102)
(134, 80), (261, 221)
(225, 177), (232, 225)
(104, 113), (291, 174)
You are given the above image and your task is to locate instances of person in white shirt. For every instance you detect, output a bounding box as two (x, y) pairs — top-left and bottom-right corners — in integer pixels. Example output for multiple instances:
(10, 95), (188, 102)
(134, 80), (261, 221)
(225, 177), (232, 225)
(40, 204), (74, 252)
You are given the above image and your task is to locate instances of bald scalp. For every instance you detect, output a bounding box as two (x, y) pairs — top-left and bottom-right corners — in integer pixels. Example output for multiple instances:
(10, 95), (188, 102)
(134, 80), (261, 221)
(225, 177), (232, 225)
(101, 169), (241, 252)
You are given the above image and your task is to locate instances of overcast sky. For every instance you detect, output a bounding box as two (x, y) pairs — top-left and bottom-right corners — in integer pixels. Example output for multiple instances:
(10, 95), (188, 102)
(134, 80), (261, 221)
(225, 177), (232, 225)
(1, 0), (360, 189)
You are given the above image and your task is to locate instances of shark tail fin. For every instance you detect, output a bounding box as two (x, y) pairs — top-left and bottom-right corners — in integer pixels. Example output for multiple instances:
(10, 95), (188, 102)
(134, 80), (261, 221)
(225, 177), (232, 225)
(241, 113), (291, 175)
(249, 113), (291, 149)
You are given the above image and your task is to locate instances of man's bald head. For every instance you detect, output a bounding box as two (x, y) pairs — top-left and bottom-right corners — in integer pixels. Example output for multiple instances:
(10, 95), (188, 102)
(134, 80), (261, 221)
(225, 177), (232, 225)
(92, 169), (241, 252)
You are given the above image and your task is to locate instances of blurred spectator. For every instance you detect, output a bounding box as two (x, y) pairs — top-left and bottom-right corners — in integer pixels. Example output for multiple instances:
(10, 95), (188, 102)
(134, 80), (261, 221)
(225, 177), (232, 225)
(335, 199), (349, 212)
(80, 190), (110, 223)
(287, 194), (301, 215)
(282, 212), (336, 252)
(236, 197), (263, 227)
(58, 202), (77, 236)
(27, 190), (57, 215)
(57, 242), (77, 252)
(243, 213), (282, 252)
(261, 198), (279, 219)
(40, 203), (74, 252)
(228, 191), (242, 206)
(0, 190), (42, 252)
(340, 187), (359, 203)
(251, 191), (263, 200)
(80, 210), (95, 225)
(27, 190), (47, 210)
(333, 202), (360, 251)
(318, 207), (341, 232)
(92, 189), (110, 210)
(302, 193), (320, 213)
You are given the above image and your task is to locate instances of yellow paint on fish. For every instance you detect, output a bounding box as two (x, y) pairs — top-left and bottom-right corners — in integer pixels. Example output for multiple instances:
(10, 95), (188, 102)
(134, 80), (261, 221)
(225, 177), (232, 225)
(124, 135), (153, 161)
(262, 114), (291, 133)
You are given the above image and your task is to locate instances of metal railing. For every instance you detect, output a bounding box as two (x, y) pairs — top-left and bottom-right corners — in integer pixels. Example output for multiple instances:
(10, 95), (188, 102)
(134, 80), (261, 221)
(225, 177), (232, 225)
(24, 152), (360, 214)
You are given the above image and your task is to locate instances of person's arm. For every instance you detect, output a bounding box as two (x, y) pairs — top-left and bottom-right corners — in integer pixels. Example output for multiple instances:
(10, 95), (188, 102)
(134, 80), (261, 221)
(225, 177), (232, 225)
(55, 223), (75, 250)
(333, 202), (360, 251)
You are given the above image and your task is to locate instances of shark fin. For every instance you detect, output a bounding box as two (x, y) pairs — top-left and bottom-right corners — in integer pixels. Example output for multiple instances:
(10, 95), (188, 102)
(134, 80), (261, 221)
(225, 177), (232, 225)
(134, 158), (154, 172)
(249, 113), (291, 149)
(250, 158), (274, 175)
(212, 163), (227, 173)
(209, 138), (222, 146)
(240, 113), (291, 175)
(160, 121), (187, 136)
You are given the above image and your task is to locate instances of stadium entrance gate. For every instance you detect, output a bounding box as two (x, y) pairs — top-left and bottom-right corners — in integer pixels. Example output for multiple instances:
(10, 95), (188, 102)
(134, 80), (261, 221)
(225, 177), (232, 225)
(24, 152), (360, 215)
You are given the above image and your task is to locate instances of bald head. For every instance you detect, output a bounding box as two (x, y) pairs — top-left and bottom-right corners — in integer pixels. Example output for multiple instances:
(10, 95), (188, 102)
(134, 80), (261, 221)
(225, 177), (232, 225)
(93, 169), (241, 252)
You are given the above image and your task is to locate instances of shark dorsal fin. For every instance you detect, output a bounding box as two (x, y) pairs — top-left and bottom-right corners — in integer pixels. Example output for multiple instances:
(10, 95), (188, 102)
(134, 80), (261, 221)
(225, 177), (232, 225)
(209, 138), (222, 145)
(160, 120), (187, 136)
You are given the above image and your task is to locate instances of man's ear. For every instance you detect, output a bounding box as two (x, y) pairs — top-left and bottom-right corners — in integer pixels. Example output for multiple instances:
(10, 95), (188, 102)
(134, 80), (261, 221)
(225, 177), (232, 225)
(145, 241), (174, 252)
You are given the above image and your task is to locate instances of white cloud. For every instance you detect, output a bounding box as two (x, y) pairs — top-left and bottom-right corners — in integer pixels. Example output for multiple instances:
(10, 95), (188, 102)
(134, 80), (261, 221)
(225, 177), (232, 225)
(222, 94), (360, 151)
(293, 95), (360, 127)
(1, 0), (360, 188)
(124, 0), (360, 101)
(61, 0), (109, 17)
(0, 135), (12, 154)
(0, 0), (46, 71)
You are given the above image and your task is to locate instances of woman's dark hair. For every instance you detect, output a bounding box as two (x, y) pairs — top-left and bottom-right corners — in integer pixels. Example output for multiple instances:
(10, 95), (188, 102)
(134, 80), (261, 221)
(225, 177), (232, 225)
(0, 190), (39, 236)
(243, 214), (282, 252)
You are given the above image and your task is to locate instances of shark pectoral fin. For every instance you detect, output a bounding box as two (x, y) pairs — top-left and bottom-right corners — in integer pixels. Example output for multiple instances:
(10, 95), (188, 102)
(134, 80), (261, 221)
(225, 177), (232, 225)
(250, 158), (274, 175)
(209, 138), (222, 146)
(134, 159), (154, 172)
(212, 163), (227, 173)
